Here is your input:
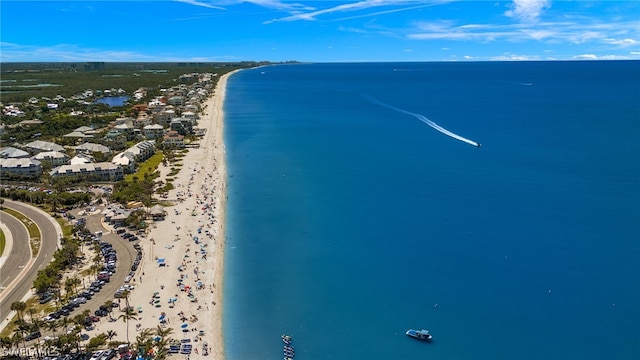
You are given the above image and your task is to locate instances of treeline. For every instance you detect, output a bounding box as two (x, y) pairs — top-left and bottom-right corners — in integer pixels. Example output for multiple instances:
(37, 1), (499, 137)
(0, 188), (91, 207)
(0, 62), (257, 103)
(32, 236), (82, 294)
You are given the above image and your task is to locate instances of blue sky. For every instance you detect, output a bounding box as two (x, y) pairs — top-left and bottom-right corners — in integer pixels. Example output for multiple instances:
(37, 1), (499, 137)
(1, 0), (639, 62)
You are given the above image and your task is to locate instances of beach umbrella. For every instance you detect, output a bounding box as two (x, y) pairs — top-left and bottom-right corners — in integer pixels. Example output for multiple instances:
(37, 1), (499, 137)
(181, 323), (188, 329)
(159, 314), (165, 321)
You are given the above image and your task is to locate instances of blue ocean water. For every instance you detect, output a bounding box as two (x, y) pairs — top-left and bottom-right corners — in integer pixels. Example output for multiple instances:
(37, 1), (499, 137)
(222, 61), (640, 360)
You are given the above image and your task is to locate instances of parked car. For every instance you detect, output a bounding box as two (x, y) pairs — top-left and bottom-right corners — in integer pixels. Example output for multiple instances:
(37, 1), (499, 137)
(94, 309), (109, 317)
(39, 293), (53, 304)
(24, 331), (41, 341)
(89, 350), (104, 360)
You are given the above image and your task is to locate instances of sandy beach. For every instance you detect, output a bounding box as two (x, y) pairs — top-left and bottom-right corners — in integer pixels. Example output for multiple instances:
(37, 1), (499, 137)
(84, 70), (240, 359)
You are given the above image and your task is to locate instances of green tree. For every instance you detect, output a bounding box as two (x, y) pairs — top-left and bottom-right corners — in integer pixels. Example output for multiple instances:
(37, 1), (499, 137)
(117, 307), (138, 345)
(10, 301), (26, 321)
(105, 330), (118, 342)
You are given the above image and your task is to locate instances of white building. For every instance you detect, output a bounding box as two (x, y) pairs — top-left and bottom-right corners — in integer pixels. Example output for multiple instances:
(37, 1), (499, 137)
(24, 140), (65, 154)
(0, 158), (43, 178)
(50, 162), (124, 181)
(143, 124), (164, 139)
(0, 147), (30, 159)
(31, 151), (70, 167)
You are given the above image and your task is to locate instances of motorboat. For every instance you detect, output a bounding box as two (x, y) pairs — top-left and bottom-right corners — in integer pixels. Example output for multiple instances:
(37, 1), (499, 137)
(406, 329), (432, 342)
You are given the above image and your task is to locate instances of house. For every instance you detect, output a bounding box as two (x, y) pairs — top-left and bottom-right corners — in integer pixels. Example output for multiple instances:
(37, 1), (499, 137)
(182, 111), (197, 121)
(154, 109), (175, 127)
(24, 140), (65, 155)
(162, 131), (185, 149)
(101, 131), (127, 151)
(143, 124), (164, 140)
(128, 141), (155, 162)
(168, 96), (184, 106)
(0, 147), (30, 159)
(31, 151), (70, 167)
(70, 153), (95, 165)
(111, 141), (155, 173)
(114, 123), (135, 140)
(0, 158), (42, 178)
(134, 112), (152, 128)
(74, 126), (94, 133)
(111, 152), (136, 173)
(50, 162), (124, 181)
(75, 142), (111, 156)
(169, 118), (193, 136)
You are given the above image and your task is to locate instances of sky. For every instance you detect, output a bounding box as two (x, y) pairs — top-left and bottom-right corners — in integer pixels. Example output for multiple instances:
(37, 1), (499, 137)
(1, 0), (639, 62)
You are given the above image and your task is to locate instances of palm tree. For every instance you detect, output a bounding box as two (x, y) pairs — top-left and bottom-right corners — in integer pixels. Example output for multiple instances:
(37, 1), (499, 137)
(43, 319), (60, 338)
(154, 325), (174, 344)
(105, 330), (118, 342)
(58, 316), (71, 333)
(135, 328), (153, 358)
(154, 325), (174, 360)
(10, 301), (26, 321)
(0, 336), (13, 353)
(70, 277), (81, 296)
(117, 307), (138, 344)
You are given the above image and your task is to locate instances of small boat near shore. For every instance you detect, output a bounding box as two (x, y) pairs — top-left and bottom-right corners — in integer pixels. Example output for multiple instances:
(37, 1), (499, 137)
(406, 329), (432, 342)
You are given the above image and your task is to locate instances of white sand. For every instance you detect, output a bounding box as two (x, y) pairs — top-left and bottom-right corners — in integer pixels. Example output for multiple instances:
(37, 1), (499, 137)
(85, 70), (240, 359)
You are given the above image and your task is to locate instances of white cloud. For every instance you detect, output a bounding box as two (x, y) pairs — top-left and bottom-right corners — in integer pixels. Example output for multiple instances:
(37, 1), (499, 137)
(244, 0), (315, 11)
(264, 0), (451, 24)
(571, 54), (629, 60)
(175, 0), (226, 10)
(0, 43), (240, 62)
(602, 38), (637, 47)
(491, 54), (541, 61)
(505, 0), (550, 23)
(573, 53), (598, 60)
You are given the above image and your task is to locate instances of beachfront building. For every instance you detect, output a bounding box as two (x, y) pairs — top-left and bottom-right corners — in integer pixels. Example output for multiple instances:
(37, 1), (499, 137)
(24, 140), (65, 155)
(170, 118), (194, 136)
(0, 158), (43, 179)
(31, 151), (70, 167)
(50, 162), (124, 182)
(144, 124), (165, 139)
(154, 109), (175, 127)
(0, 146), (30, 159)
(182, 111), (197, 121)
(162, 131), (185, 149)
(149, 204), (167, 220)
(111, 141), (156, 173)
(111, 152), (136, 173)
(129, 141), (155, 161)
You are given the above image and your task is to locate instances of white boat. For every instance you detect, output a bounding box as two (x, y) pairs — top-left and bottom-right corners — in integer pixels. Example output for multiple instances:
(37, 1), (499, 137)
(406, 329), (432, 342)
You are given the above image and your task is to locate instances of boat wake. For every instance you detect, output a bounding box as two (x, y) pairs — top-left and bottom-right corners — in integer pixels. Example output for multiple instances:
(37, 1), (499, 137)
(363, 94), (481, 147)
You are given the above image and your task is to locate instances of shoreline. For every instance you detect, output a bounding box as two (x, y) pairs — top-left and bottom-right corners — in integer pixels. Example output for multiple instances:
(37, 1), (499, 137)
(80, 69), (242, 359)
(208, 68), (241, 360)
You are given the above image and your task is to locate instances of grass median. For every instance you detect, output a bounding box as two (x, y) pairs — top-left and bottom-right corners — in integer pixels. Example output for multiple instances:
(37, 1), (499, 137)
(1, 208), (41, 257)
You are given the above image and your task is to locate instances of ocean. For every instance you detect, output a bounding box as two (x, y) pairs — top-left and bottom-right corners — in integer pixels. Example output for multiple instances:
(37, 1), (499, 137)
(222, 61), (640, 360)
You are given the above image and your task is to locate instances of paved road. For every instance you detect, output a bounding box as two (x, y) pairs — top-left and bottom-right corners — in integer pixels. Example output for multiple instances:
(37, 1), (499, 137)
(0, 200), (60, 325)
(66, 208), (137, 317)
(0, 211), (31, 293)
